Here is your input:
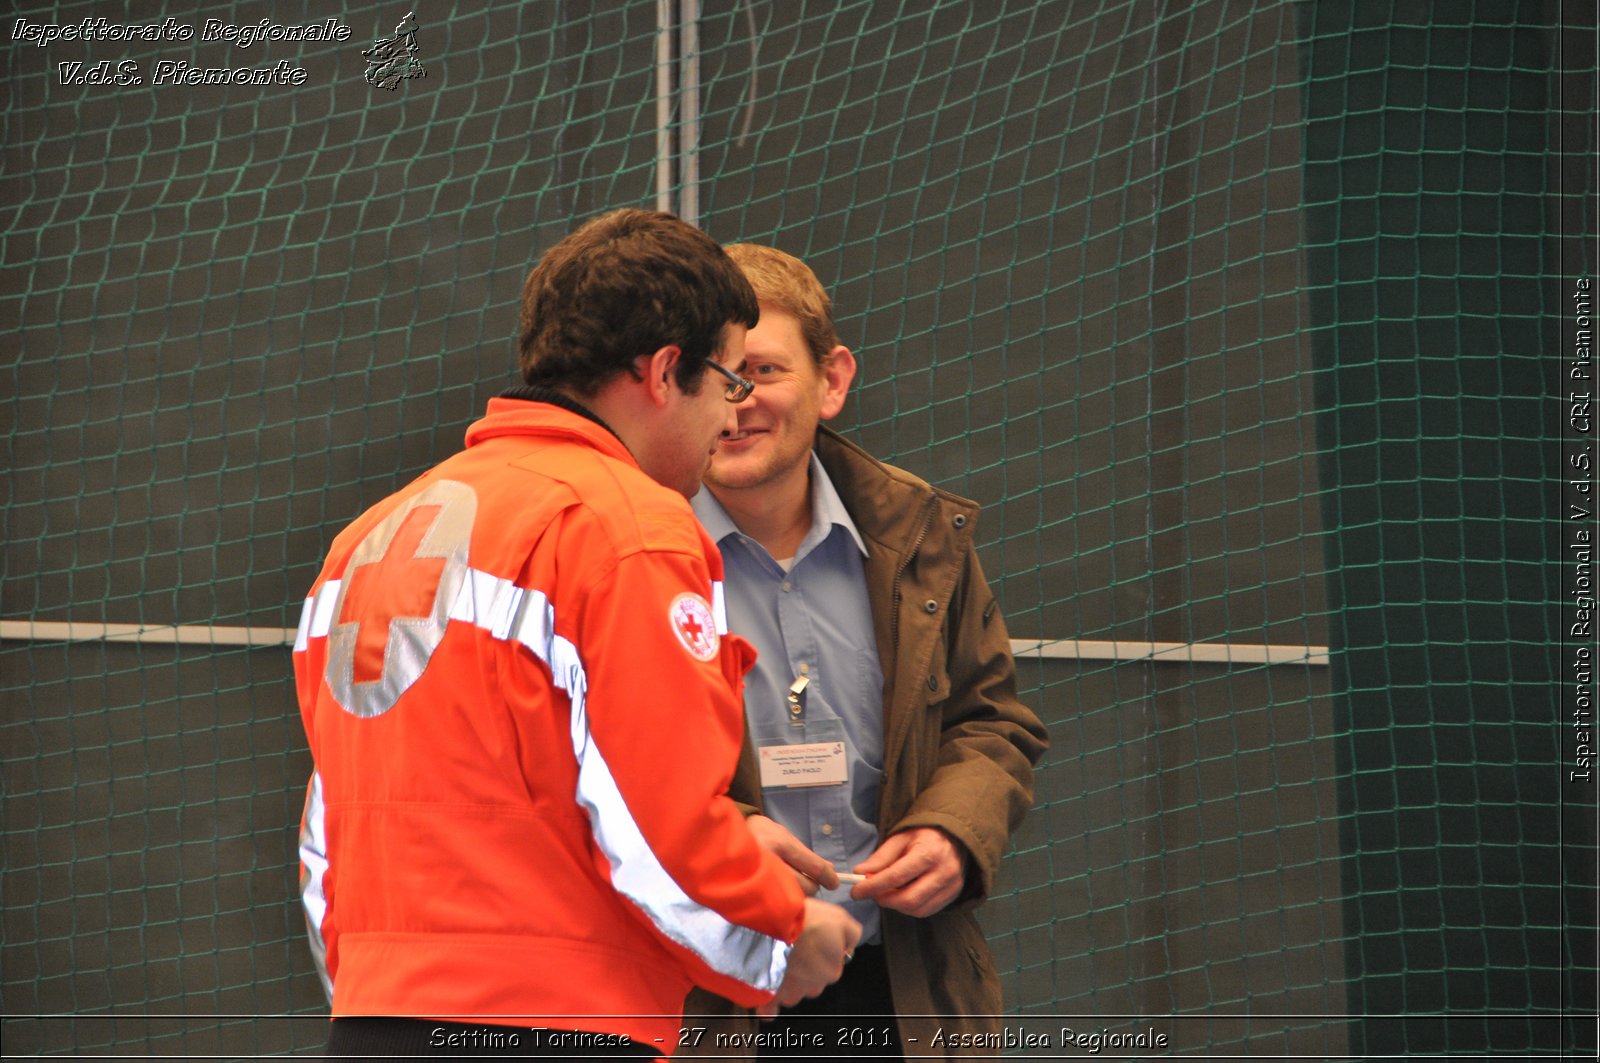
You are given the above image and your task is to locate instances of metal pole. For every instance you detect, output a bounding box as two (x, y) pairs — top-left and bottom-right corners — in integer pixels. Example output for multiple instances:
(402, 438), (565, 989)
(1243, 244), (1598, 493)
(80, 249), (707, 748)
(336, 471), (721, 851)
(655, 0), (675, 214)
(679, 0), (700, 225)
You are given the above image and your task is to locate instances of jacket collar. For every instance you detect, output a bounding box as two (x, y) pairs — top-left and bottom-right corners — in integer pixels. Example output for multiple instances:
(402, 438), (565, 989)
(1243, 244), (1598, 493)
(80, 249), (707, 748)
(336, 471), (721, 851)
(465, 389), (634, 466)
(496, 384), (622, 440)
(812, 425), (978, 545)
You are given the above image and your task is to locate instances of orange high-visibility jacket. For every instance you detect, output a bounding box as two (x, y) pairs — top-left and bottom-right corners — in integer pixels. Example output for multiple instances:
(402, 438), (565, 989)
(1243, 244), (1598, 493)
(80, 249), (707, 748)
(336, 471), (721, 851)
(294, 398), (804, 1048)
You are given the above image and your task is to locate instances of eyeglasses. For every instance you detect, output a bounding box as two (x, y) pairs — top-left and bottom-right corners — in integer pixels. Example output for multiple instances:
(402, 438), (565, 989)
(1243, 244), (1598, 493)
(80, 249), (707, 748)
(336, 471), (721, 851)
(705, 360), (755, 403)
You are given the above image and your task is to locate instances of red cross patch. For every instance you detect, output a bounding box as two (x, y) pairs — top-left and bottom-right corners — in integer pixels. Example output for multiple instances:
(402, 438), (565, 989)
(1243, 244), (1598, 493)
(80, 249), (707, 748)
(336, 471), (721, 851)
(339, 505), (447, 685)
(324, 479), (476, 718)
(669, 593), (720, 662)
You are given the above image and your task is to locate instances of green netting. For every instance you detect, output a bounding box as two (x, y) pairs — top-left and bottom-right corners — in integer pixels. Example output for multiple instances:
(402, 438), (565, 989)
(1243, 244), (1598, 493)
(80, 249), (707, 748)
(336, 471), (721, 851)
(2, 1), (1594, 1058)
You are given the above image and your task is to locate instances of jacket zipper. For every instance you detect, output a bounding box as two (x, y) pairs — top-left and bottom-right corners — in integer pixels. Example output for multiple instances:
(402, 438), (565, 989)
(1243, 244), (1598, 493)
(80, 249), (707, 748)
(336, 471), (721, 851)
(890, 497), (937, 649)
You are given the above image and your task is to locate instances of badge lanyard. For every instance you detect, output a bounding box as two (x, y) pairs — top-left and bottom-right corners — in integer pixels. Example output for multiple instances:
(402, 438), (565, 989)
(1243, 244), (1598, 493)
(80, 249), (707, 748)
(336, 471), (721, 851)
(755, 674), (849, 790)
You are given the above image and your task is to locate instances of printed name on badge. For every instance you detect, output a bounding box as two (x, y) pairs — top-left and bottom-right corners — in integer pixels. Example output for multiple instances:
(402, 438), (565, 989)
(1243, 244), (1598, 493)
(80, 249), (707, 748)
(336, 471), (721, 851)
(758, 742), (848, 788)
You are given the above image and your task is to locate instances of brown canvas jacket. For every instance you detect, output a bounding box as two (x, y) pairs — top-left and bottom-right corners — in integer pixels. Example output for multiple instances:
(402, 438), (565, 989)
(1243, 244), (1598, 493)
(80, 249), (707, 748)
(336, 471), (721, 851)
(683, 426), (1049, 1059)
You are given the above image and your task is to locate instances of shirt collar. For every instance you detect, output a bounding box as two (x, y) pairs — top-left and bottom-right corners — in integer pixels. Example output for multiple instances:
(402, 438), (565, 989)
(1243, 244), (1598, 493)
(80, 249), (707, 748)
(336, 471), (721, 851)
(691, 451), (869, 560)
(805, 451), (869, 558)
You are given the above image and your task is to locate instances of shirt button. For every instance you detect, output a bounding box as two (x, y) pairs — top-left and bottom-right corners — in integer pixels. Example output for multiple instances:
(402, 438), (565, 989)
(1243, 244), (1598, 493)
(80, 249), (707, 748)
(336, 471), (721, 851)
(798, 662), (810, 674)
(820, 824), (834, 836)
(782, 581), (792, 592)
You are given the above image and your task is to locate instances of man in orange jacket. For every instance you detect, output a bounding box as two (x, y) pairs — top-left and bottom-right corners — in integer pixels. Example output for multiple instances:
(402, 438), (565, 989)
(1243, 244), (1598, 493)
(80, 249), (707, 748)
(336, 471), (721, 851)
(294, 210), (860, 1057)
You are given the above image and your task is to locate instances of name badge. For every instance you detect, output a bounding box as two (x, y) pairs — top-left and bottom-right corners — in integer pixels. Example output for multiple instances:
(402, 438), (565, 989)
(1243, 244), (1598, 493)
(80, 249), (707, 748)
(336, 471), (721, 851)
(758, 741), (848, 788)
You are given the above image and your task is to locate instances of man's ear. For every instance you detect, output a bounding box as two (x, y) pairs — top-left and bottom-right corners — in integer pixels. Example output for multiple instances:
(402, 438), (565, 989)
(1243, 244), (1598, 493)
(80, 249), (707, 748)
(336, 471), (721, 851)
(638, 345), (683, 408)
(818, 345), (857, 421)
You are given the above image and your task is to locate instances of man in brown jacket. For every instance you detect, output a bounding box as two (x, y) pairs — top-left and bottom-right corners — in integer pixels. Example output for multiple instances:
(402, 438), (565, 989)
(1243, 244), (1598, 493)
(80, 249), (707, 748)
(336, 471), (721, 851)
(685, 244), (1048, 1058)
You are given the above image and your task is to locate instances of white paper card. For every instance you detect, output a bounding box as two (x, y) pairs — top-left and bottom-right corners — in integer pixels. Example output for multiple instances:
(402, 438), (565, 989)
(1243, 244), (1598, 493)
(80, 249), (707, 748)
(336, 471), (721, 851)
(757, 741), (848, 788)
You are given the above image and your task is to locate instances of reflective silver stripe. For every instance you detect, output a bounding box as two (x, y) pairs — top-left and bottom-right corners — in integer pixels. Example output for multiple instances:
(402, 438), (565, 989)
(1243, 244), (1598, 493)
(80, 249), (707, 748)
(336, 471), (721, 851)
(298, 772), (334, 1002)
(711, 579), (729, 635)
(310, 580), (341, 639)
(294, 596), (315, 652)
(468, 567), (788, 992)
(561, 643), (787, 993)
(512, 587), (555, 655)
(448, 566), (525, 640)
(294, 580), (342, 652)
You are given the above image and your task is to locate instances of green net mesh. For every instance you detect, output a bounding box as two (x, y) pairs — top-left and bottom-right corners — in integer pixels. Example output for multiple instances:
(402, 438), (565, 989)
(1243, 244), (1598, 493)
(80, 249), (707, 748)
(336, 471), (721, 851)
(3, 0), (1594, 1057)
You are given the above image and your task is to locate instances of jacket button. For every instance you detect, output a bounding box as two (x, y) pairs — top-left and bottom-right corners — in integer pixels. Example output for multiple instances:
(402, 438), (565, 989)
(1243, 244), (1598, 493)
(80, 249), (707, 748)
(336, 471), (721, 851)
(923, 599), (938, 614)
(927, 674), (939, 691)
(953, 514), (967, 528)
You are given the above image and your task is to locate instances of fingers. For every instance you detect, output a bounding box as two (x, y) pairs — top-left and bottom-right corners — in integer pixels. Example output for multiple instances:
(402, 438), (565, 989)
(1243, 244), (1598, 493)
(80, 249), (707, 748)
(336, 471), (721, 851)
(850, 831), (909, 876)
(850, 853), (925, 898)
(850, 832), (933, 899)
(872, 873), (962, 918)
(747, 814), (839, 890)
(849, 827), (967, 917)
(776, 898), (861, 1006)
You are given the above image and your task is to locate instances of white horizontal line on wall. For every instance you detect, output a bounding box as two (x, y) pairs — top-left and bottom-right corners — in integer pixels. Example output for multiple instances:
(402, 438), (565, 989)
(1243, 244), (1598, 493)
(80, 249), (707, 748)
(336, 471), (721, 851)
(1, 620), (300, 646)
(3, 620), (1330, 667)
(1012, 638), (1329, 667)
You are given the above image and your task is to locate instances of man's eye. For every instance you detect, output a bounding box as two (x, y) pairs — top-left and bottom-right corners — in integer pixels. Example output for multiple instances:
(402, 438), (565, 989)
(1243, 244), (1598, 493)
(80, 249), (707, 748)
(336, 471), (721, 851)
(754, 364), (777, 375)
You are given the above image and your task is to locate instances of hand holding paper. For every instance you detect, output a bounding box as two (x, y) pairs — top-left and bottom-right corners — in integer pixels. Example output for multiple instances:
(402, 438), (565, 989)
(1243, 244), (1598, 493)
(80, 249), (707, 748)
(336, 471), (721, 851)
(849, 827), (969, 918)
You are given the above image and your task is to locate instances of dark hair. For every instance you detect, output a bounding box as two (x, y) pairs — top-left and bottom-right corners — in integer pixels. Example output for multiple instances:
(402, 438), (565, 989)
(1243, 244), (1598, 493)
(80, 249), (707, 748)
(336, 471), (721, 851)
(518, 209), (759, 396)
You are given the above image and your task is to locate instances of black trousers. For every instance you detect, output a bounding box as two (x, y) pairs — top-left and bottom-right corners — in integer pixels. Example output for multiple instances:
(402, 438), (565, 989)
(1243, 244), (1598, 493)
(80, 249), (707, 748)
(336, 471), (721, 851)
(324, 1018), (658, 1059)
(758, 943), (902, 1059)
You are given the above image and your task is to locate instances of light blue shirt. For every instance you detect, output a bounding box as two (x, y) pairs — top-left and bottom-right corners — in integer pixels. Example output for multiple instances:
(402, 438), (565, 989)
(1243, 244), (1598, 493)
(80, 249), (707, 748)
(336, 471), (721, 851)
(692, 454), (886, 942)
